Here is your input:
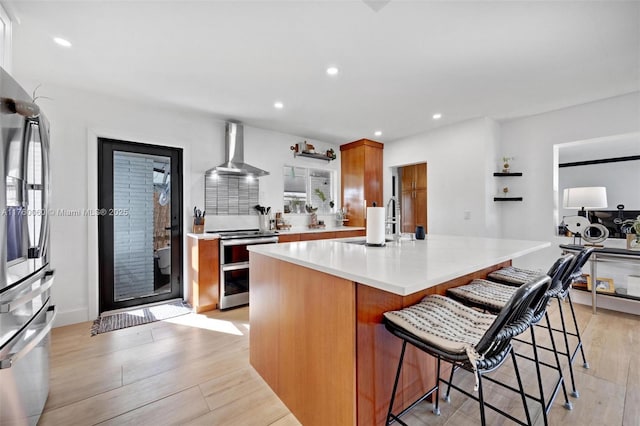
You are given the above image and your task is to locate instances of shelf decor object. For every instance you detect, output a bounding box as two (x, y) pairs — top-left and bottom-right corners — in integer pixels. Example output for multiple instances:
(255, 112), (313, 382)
(501, 156), (513, 173)
(586, 276), (615, 294)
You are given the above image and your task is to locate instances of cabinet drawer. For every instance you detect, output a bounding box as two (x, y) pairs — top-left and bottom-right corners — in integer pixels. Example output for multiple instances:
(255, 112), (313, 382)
(336, 230), (365, 238)
(302, 232), (337, 241)
(277, 234), (301, 243)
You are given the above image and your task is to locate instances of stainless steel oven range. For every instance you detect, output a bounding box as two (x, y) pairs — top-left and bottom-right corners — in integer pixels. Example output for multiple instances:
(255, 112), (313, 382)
(214, 229), (278, 310)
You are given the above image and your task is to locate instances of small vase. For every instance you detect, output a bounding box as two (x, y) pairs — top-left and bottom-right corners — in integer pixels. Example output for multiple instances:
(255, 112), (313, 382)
(627, 234), (640, 250)
(502, 163), (510, 173)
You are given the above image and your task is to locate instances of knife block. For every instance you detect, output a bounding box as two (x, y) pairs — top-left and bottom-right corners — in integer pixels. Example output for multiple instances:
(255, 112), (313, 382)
(193, 218), (205, 234)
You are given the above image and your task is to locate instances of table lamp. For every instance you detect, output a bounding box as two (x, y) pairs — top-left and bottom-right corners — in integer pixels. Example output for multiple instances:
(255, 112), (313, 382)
(563, 187), (608, 217)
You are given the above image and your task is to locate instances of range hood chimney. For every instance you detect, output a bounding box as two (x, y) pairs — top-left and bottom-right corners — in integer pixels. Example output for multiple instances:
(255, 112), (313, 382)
(206, 122), (269, 177)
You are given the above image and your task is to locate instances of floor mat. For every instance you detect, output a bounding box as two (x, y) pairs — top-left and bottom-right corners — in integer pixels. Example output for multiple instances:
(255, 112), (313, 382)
(91, 301), (192, 336)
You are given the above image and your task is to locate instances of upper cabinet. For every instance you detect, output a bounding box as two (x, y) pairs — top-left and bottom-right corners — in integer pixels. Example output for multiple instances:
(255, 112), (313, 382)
(340, 139), (383, 227)
(401, 163), (427, 190)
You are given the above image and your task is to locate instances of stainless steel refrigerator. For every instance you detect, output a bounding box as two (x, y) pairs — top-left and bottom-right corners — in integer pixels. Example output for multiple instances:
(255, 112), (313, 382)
(0, 66), (55, 426)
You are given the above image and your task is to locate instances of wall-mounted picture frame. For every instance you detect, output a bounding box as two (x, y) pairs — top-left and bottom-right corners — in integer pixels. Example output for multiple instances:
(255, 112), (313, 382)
(587, 276), (615, 294)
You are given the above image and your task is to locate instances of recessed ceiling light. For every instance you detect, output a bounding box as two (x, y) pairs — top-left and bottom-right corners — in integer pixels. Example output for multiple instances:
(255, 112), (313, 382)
(53, 37), (72, 48)
(432, 113), (442, 120)
(374, 131), (382, 137)
(326, 67), (339, 76)
(274, 101), (284, 109)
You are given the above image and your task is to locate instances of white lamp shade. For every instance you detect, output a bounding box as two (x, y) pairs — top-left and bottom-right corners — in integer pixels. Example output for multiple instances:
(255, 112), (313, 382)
(563, 187), (608, 209)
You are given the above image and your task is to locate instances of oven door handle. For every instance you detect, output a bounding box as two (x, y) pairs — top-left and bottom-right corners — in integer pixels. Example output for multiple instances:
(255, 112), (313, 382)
(221, 262), (250, 272)
(0, 305), (56, 369)
(221, 237), (279, 246)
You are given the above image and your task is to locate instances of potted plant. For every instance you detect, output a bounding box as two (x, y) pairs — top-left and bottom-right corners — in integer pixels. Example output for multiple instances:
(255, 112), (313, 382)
(623, 215), (640, 250)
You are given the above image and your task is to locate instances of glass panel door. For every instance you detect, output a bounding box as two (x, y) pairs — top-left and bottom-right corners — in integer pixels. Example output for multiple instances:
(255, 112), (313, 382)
(98, 138), (182, 313)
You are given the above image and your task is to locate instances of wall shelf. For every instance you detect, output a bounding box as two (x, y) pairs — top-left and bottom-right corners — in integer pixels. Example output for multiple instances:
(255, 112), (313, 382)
(294, 152), (335, 162)
(493, 172), (523, 176)
(494, 197), (523, 202)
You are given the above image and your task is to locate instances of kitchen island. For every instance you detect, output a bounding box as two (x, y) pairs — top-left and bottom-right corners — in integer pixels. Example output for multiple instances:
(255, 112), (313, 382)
(248, 234), (550, 426)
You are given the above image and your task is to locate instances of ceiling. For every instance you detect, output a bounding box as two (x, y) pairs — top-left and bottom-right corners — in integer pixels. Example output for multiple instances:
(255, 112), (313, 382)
(7, 0), (640, 144)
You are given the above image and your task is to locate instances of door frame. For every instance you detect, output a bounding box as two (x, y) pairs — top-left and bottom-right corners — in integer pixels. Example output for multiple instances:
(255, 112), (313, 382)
(97, 138), (183, 313)
(86, 128), (191, 320)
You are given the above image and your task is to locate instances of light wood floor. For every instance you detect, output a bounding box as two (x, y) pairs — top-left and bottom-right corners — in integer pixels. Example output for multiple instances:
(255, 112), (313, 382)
(40, 300), (639, 426)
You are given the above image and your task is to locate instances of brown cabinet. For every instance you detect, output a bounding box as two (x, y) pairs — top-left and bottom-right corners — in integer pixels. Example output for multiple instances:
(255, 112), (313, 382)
(401, 163), (427, 190)
(400, 163), (427, 233)
(340, 139), (384, 227)
(336, 229), (366, 238)
(277, 233), (301, 243)
(278, 230), (365, 242)
(186, 236), (220, 313)
(302, 231), (337, 241)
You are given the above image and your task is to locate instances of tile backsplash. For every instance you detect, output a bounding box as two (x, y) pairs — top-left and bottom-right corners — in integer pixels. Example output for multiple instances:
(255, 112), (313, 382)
(205, 174), (259, 215)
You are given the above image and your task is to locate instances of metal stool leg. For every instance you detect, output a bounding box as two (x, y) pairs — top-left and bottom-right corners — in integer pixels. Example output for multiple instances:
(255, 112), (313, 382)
(557, 297), (579, 398)
(433, 357), (442, 415)
(477, 373), (487, 426)
(386, 341), (408, 426)
(567, 293), (589, 369)
(545, 313), (573, 410)
(530, 327), (549, 426)
(443, 364), (456, 403)
(511, 348), (533, 426)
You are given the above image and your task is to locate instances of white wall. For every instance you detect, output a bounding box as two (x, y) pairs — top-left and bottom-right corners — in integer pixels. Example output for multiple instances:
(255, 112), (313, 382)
(18, 80), (338, 326)
(383, 117), (501, 237)
(500, 92), (640, 269)
(558, 132), (640, 220)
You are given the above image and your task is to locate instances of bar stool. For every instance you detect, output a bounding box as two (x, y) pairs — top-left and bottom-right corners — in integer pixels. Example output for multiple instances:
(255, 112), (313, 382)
(486, 247), (593, 397)
(446, 254), (575, 426)
(383, 274), (551, 426)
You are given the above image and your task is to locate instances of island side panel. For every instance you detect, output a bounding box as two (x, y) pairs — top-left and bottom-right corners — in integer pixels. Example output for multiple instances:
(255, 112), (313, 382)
(355, 260), (511, 426)
(249, 253), (357, 426)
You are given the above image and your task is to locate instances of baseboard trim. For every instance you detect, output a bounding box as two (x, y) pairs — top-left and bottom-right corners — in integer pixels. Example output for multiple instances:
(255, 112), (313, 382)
(54, 307), (90, 327)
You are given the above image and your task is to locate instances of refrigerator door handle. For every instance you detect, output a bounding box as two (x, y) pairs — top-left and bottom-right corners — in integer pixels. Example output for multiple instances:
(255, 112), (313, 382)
(0, 305), (56, 369)
(0, 270), (54, 313)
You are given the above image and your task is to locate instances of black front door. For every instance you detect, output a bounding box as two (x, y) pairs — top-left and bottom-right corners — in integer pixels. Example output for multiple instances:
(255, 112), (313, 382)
(98, 138), (183, 313)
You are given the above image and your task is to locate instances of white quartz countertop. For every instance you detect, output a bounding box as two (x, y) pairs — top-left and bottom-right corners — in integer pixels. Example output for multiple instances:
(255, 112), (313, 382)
(187, 233), (220, 240)
(248, 234), (551, 296)
(275, 226), (365, 235)
(187, 226), (365, 239)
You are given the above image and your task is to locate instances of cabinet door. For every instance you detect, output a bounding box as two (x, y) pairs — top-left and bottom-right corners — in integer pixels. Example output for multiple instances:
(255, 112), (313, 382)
(364, 144), (383, 208)
(400, 165), (415, 192)
(401, 190), (415, 233)
(341, 145), (365, 227)
(341, 139), (383, 228)
(414, 189), (427, 231)
(414, 163), (427, 190)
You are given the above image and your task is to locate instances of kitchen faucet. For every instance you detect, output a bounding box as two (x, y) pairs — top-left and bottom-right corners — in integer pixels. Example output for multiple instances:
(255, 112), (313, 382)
(385, 196), (401, 238)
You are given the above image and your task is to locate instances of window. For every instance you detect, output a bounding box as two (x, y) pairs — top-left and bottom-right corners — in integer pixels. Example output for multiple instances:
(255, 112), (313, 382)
(283, 166), (335, 214)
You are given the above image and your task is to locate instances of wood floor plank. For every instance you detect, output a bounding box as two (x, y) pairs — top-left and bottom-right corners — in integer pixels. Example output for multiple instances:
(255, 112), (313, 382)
(96, 386), (210, 426)
(39, 341), (248, 425)
(269, 413), (302, 426)
(184, 384), (289, 426)
(199, 366), (264, 411)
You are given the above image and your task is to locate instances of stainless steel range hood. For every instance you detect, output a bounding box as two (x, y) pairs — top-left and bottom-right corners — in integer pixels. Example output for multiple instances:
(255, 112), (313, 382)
(206, 122), (269, 177)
